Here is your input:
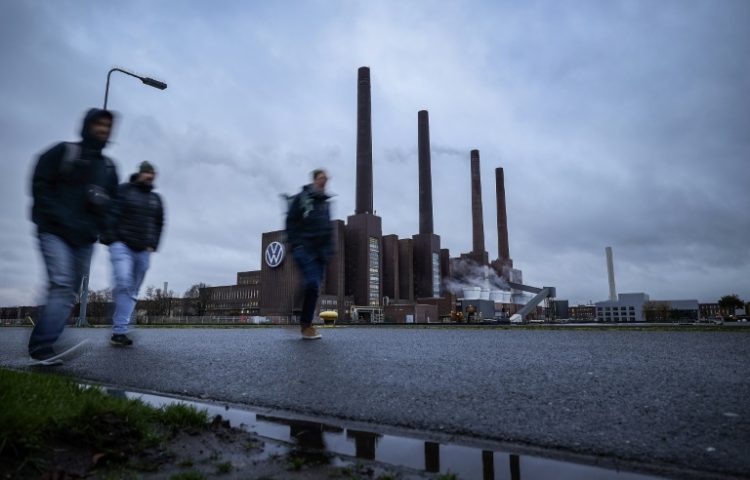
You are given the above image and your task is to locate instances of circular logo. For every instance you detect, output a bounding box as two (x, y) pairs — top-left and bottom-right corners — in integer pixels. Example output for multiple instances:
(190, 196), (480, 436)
(265, 241), (285, 268)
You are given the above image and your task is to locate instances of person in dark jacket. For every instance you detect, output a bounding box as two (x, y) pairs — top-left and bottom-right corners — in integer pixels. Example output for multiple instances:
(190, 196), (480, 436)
(29, 108), (119, 363)
(285, 169), (333, 340)
(105, 161), (164, 346)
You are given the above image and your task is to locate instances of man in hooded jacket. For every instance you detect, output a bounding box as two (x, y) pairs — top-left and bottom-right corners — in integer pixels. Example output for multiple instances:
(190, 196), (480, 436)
(103, 161), (164, 346)
(29, 108), (119, 363)
(285, 169), (333, 340)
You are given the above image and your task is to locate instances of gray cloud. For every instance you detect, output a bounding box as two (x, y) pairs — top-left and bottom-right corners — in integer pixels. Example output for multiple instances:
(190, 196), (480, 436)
(1, 0), (748, 307)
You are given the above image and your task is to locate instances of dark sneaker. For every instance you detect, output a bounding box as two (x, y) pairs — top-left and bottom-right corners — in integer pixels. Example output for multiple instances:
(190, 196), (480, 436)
(301, 326), (322, 340)
(29, 347), (63, 366)
(110, 334), (133, 347)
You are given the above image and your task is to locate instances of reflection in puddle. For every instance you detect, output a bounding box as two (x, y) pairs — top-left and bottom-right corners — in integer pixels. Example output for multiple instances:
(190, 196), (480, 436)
(108, 388), (665, 480)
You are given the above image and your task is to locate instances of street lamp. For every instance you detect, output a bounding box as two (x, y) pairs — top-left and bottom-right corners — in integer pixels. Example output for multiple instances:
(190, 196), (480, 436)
(103, 67), (167, 110)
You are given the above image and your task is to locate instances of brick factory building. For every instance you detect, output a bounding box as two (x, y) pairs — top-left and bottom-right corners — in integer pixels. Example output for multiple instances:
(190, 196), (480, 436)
(203, 67), (521, 323)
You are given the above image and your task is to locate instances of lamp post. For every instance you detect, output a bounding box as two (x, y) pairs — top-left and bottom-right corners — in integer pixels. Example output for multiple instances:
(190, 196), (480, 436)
(103, 67), (167, 110)
(77, 66), (167, 328)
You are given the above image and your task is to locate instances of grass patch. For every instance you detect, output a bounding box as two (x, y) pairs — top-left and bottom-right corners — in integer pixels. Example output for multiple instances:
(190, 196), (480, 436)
(0, 368), (208, 475)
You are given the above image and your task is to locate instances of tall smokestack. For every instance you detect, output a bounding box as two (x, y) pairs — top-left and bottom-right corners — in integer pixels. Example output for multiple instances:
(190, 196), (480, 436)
(355, 66), (373, 215)
(606, 246), (617, 301)
(470, 150), (486, 256)
(418, 110), (433, 234)
(495, 167), (510, 262)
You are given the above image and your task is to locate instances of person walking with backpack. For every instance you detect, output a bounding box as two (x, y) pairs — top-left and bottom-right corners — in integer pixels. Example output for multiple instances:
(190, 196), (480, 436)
(285, 169), (333, 340)
(29, 108), (119, 364)
(103, 161), (164, 346)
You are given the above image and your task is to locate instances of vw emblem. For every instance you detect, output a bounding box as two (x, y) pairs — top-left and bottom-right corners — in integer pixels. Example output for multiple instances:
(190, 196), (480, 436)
(265, 241), (285, 268)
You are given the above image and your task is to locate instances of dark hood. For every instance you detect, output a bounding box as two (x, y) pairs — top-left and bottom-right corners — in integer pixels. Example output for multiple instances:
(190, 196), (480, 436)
(80, 108), (115, 150)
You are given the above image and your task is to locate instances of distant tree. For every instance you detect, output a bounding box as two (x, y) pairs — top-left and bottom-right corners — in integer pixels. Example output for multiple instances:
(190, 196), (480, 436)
(719, 294), (744, 316)
(143, 285), (176, 317)
(86, 288), (113, 319)
(183, 283), (211, 316)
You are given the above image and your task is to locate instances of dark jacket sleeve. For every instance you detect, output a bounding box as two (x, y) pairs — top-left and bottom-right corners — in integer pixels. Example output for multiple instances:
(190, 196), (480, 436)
(105, 158), (119, 200)
(154, 194), (164, 251)
(99, 163), (121, 244)
(284, 193), (302, 248)
(100, 182), (126, 245)
(31, 143), (66, 227)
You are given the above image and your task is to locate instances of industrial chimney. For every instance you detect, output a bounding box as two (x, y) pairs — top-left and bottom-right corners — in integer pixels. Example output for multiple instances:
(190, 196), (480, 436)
(606, 246), (617, 301)
(418, 110), (434, 235)
(355, 66), (373, 215)
(470, 150), (488, 264)
(346, 67), (382, 307)
(495, 167), (510, 263)
(412, 110), (441, 299)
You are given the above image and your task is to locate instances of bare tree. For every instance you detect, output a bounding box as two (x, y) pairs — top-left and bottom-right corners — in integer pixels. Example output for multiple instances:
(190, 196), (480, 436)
(142, 285), (176, 317)
(87, 288), (113, 320)
(184, 283), (211, 316)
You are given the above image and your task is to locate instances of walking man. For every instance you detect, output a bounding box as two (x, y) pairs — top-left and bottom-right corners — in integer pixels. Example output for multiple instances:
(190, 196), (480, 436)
(29, 108), (119, 364)
(285, 169), (333, 340)
(104, 161), (164, 346)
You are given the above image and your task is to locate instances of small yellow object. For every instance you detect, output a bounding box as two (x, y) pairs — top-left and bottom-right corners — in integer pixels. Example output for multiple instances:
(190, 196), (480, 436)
(320, 310), (338, 326)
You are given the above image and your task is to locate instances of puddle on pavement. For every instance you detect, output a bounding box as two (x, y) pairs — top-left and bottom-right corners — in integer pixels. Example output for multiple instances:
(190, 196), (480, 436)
(107, 388), (666, 480)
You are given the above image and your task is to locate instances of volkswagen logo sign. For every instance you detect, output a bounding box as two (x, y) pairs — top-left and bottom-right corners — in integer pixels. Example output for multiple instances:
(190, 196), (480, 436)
(265, 241), (285, 268)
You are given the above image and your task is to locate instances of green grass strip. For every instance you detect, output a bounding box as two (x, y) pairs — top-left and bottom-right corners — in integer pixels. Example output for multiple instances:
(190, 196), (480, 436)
(0, 368), (208, 470)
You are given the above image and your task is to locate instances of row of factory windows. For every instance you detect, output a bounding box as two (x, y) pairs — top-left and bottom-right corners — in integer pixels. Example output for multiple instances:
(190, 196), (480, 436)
(211, 289), (259, 300)
(602, 316), (637, 322)
(598, 306), (636, 313)
(207, 301), (259, 309)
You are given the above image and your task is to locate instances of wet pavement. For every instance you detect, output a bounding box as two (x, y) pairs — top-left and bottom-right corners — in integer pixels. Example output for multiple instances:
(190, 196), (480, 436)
(111, 386), (666, 479)
(1, 326), (749, 479)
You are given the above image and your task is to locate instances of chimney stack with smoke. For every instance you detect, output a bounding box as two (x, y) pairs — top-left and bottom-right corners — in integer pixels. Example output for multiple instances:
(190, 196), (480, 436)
(469, 150), (488, 264)
(495, 167), (510, 263)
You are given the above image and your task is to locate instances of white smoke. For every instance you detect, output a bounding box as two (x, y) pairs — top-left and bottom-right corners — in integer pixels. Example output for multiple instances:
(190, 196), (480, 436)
(443, 258), (509, 295)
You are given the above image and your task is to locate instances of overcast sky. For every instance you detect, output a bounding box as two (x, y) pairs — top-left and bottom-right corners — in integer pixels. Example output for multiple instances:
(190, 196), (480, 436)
(1, 0), (748, 307)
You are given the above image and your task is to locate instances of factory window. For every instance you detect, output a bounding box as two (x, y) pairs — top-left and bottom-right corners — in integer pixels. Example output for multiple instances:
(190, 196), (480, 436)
(368, 237), (380, 306)
(432, 253), (440, 297)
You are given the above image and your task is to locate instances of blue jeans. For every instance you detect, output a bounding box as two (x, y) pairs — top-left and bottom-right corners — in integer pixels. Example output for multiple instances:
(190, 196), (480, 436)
(292, 246), (327, 327)
(110, 242), (150, 334)
(29, 233), (93, 355)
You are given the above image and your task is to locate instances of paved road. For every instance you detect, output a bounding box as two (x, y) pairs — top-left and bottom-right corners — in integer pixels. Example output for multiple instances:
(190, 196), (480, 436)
(1, 326), (749, 479)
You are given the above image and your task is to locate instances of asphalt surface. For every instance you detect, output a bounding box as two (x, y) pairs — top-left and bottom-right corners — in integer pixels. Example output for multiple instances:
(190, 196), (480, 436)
(1, 326), (749, 479)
